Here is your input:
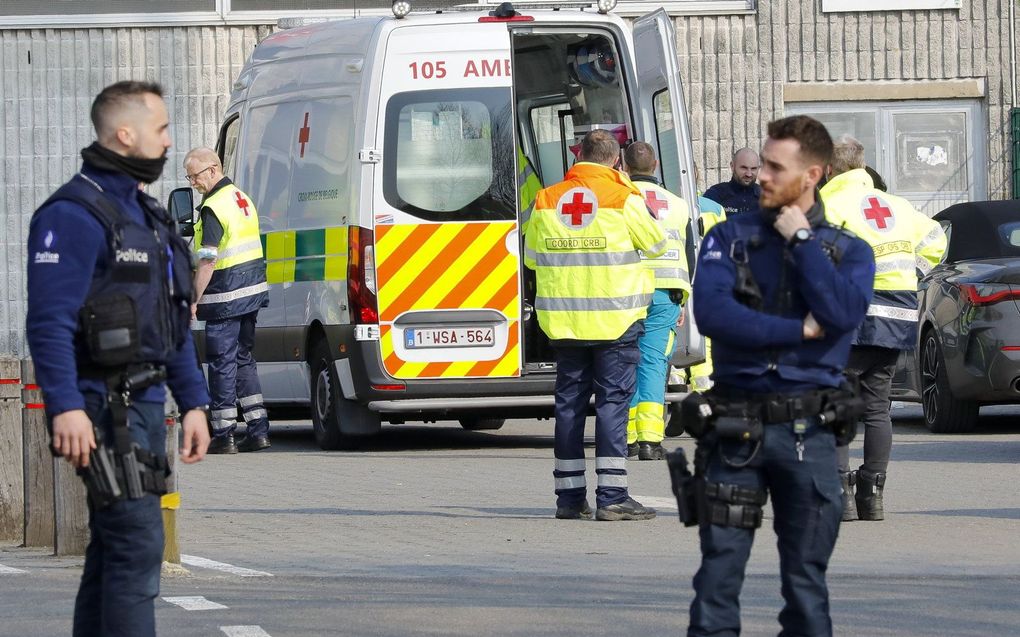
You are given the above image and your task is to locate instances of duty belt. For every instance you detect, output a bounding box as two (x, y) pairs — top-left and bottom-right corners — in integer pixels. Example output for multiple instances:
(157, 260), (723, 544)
(712, 388), (832, 424)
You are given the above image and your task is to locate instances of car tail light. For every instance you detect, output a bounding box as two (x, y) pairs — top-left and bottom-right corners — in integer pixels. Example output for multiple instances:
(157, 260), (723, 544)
(348, 226), (379, 324)
(958, 283), (1020, 306)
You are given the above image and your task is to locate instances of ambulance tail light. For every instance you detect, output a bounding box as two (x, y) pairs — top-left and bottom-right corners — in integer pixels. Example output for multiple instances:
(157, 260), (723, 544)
(348, 226), (379, 324)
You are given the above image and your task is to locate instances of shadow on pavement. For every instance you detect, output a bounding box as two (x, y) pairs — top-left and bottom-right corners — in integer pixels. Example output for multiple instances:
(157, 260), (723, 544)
(890, 439), (1020, 463)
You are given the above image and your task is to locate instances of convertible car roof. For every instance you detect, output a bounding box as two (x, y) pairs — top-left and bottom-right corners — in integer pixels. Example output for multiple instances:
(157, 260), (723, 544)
(934, 200), (1020, 262)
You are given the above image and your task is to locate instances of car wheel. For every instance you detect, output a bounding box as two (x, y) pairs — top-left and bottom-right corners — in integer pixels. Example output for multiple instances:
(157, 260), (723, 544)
(458, 417), (506, 431)
(309, 338), (378, 449)
(920, 331), (978, 433)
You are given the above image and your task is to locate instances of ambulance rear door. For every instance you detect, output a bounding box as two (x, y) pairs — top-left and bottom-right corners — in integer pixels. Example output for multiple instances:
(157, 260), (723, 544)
(632, 8), (705, 368)
(371, 22), (523, 381)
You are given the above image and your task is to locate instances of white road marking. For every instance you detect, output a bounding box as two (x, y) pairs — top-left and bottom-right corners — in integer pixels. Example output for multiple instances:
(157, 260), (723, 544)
(0, 563), (27, 574)
(632, 495), (678, 510)
(181, 555), (273, 577)
(221, 626), (273, 637)
(163, 596), (228, 611)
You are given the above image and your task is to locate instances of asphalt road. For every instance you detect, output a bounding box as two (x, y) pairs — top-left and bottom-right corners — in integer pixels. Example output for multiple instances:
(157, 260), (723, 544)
(2, 404), (1018, 636)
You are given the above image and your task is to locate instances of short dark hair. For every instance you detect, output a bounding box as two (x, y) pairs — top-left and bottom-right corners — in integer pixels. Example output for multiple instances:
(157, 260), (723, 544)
(90, 80), (164, 136)
(624, 141), (656, 175)
(578, 129), (620, 166)
(766, 115), (833, 168)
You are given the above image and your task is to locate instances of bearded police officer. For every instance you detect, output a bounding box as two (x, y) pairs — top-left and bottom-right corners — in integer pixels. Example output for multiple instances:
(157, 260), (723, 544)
(184, 147), (271, 454)
(525, 129), (666, 521)
(685, 116), (875, 636)
(622, 141), (691, 460)
(821, 135), (946, 521)
(26, 80), (211, 637)
(703, 147), (762, 215)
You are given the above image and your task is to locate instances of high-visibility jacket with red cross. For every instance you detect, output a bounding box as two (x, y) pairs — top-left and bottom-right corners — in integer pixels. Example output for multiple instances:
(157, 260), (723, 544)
(524, 162), (667, 341)
(194, 180), (269, 321)
(630, 175), (692, 304)
(821, 168), (946, 350)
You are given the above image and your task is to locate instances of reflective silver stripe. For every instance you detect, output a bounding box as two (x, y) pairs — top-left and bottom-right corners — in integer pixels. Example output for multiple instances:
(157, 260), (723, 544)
(555, 458), (586, 472)
(597, 474), (628, 488)
(521, 204), (533, 226)
(534, 251), (641, 267)
(211, 408), (237, 419)
(217, 239), (263, 261)
(692, 376), (713, 390)
(666, 229), (682, 240)
(242, 408), (268, 422)
(210, 419), (234, 431)
(653, 267), (690, 282)
(524, 246), (537, 262)
(239, 394), (264, 408)
(866, 304), (919, 321)
(916, 254), (934, 275)
(874, 258), (916, 274)
(916, 225), (943, 248)
(535, 293), (651, 312)
(555, 475), (586, 490)
(595, 456), (626, 470)
(646, 238), (668, 253)
(198, 281), (270, 305)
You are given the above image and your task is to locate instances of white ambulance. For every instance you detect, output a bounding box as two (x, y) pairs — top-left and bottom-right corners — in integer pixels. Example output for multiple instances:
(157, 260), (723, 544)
(170, 1), (704, 449)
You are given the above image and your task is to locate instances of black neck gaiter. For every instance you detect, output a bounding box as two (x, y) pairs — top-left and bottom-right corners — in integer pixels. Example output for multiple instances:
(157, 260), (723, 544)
(81, 142), (167, 184)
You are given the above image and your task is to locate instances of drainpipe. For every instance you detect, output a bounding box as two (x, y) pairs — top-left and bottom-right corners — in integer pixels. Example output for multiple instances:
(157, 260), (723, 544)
(1010, 0), (1017, 108)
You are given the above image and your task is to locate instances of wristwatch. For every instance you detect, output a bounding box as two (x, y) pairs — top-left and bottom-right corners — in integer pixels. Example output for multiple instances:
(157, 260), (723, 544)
(789, 227), (814, 246)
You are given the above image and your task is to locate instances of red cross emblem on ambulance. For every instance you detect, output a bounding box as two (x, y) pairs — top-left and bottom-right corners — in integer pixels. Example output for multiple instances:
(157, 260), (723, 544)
(556, 187), (598, 230)
(862, 196), (895, 232)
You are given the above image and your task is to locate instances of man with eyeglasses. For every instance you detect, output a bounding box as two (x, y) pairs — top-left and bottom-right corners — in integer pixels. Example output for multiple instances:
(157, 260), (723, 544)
(184, 147), (271, 454)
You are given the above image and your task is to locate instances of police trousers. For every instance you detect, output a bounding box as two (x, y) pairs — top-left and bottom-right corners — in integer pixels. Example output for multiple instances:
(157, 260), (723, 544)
(552, 322), (642, 510)
(688, 420), (843, 637)
(206, 311), (269, 438)
(628, 289), (680, 444)
(73, 392), (165, 637)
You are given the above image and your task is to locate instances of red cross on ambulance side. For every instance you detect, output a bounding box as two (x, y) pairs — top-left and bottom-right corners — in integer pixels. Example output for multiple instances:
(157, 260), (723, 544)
(862, 196), (894, 232)
(556, 187), (598, 230)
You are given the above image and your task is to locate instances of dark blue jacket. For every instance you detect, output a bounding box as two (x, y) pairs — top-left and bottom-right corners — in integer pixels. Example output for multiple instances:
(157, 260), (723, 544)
(26, 163), (210, 416)
(692, 202), (875, 393)
(703, 179), (762, 216)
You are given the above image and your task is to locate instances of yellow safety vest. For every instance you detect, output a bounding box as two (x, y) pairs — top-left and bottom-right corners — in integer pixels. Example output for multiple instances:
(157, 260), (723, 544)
(524, 162), (667, 341)
(821, 169), (946, 292)
(518, 148), (543, 235)
(194, 181), (268, 321)
(632, 179), (691, 303)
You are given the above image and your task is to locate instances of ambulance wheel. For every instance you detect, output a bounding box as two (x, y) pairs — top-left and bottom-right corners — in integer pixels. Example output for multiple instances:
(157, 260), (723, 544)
(458, 417), (505, 431)
(310, 339), (377, 450)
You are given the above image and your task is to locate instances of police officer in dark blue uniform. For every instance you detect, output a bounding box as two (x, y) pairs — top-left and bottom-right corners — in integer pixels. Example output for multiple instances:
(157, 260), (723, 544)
(26, 81), (211, 637)
(685, 116), (875, 637)
(703, 147), (762, 215)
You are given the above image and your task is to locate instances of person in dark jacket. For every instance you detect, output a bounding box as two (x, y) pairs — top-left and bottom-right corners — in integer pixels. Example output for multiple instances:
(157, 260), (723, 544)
(703, 147), (762, 215)
(686, 116), (875, 637)
(26, 80), (210, 637)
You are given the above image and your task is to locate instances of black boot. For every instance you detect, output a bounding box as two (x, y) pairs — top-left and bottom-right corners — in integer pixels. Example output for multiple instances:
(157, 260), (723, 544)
(207, 432), (237, 455)
(856, 469), (886, 521)
(840, 470), (858, 522)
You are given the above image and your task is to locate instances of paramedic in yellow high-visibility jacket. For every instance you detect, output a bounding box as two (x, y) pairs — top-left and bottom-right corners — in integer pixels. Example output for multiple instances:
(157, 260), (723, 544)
(622, 141), (691, 461)
(524, 129), (666, 522)
(820, 134), (946, 522)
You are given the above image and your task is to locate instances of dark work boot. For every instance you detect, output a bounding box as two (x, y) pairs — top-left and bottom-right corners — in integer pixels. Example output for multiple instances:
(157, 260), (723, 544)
(856, 469), (886, 521)
(840, 470), (858, 522)
(237, 433), (271, 453)
(627, 442), (639, 458)
(638, 442), (666, 461)
(207, 433), (237, 455)
(555, 500), (593, 520)
(595, 497), (656, 521)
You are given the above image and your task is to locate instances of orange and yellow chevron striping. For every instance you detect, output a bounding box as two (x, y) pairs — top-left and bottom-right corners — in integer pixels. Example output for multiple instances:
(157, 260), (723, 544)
(375, 221), (521, 379)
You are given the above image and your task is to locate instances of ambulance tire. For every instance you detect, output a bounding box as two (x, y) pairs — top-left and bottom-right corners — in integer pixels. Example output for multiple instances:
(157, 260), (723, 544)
(458, 417), (506, 431)
(310, 338), (379, 450)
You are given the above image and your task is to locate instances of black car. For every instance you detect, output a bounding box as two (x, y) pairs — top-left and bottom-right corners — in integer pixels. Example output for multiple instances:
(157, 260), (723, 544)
(891, 200), (1020, 432)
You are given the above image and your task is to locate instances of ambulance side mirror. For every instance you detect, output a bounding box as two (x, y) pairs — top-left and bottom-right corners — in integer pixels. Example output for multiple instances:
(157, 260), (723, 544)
(168, 187), (196, 237)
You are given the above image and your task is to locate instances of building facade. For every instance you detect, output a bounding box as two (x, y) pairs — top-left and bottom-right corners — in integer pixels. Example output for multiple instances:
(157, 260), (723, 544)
(1, 0), (1017, 355)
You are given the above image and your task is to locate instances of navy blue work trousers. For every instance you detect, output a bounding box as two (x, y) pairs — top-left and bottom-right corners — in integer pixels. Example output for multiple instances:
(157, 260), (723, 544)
(688, 419), (842, 637)
(72, 392), (165, 637)
(552, 322), (642, 510)
(206, 311), (269, 438)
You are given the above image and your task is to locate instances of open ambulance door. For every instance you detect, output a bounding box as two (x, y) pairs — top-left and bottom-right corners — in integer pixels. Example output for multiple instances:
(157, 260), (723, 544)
(633, 8), (705, 369)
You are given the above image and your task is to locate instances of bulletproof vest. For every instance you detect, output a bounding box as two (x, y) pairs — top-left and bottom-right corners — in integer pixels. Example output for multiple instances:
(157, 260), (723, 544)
(37, 175), (195, 375)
